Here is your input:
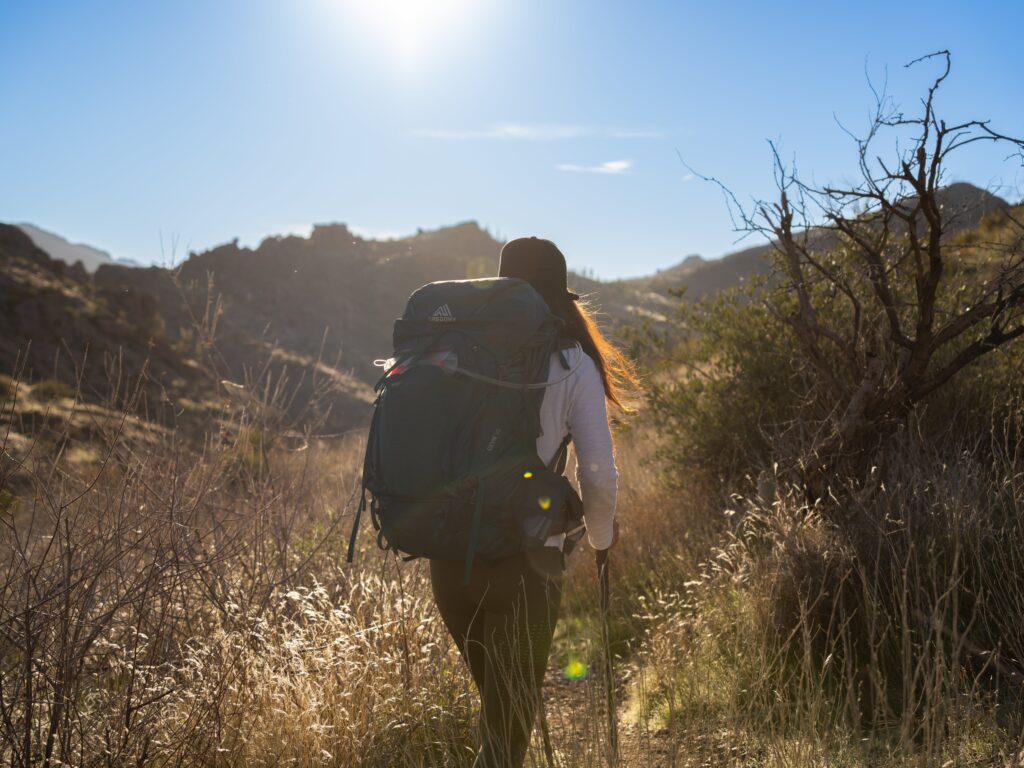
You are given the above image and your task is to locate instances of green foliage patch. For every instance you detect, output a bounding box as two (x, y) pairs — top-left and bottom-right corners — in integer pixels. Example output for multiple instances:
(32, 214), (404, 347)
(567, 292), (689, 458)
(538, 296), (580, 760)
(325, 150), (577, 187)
(641, 281), (810, 486)
(642, 220), (1024, 489)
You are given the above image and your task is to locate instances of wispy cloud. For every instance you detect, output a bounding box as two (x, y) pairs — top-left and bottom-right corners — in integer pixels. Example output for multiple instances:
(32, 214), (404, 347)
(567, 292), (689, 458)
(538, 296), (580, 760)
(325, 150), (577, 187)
(413, 123), (665, 141)
(607, 129), (666, 139)
(413, 123), (587, 141)
(556, 160), (633, 175)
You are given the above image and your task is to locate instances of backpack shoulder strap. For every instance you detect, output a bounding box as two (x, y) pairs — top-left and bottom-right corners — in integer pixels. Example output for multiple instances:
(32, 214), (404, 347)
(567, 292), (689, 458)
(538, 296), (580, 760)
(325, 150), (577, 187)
(556, 338), (577, 371)
(548, 432), (572, 476)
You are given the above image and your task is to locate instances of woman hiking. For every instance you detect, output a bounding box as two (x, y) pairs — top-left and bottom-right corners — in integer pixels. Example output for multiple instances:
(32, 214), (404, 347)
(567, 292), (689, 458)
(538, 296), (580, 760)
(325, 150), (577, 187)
(429, 236), (636, 767)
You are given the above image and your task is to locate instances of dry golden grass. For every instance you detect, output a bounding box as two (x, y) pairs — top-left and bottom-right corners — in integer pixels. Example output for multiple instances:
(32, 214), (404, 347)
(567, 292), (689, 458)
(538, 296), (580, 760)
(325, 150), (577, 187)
(624, 417), (1024, 767)
(3, 368), (1024, 767)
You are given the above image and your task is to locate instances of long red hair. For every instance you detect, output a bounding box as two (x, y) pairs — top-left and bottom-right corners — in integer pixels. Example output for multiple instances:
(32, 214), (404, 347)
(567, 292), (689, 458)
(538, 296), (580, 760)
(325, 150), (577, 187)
(550, 296), (639, 410)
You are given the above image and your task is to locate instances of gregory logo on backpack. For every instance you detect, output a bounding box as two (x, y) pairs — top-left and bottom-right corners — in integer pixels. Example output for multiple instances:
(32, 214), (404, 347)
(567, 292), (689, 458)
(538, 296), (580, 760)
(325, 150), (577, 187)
(430, 304), (455, 322)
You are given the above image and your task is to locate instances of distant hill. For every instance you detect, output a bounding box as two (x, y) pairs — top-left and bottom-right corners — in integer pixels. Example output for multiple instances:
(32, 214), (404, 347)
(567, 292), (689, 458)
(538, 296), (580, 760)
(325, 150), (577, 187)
(4, 182), (1011, 434)
(94, 221), (502, 386)
(0, 224), (219, 428)
(613, 181), (1011, 319)
(16, 223), (117, 272)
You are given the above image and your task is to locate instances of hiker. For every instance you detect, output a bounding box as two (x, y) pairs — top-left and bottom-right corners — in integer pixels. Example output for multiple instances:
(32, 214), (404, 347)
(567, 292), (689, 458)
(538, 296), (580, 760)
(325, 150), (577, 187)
(427, 237), (634, 767)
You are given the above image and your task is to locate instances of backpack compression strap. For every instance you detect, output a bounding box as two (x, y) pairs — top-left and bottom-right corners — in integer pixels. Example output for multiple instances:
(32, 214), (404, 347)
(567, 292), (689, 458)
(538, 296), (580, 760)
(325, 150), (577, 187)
(443, 342), (584, 390)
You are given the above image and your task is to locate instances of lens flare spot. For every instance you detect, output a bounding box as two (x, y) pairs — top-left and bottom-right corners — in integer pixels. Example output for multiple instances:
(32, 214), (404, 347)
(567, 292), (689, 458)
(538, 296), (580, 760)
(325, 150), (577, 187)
(538, 496), (552, 510)
(563, 658), (589, 681)
(523, 471), (533, 479)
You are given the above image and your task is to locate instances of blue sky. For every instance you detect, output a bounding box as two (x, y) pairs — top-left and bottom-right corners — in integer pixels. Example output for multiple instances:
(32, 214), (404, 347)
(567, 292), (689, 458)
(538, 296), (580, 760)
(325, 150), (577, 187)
(2, 0), (1022, 278)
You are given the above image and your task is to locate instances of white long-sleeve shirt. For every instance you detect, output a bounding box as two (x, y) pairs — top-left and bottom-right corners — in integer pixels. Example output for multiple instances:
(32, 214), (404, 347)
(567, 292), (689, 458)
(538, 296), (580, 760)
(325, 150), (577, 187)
(535, 345), (618, 550)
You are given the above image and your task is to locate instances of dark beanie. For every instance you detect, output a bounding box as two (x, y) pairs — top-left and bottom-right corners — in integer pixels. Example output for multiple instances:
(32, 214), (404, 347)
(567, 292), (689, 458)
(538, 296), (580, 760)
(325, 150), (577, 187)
(498, 237), (580, 306)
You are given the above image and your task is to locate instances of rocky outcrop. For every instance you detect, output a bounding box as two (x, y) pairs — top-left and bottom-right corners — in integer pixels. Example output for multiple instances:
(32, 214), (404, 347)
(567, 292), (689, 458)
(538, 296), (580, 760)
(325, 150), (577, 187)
(0, 224), (216, 427)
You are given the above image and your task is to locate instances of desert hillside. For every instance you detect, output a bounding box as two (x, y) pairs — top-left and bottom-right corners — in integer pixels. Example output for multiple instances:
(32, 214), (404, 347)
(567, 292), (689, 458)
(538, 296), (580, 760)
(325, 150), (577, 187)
(5, 181), (1008, 439)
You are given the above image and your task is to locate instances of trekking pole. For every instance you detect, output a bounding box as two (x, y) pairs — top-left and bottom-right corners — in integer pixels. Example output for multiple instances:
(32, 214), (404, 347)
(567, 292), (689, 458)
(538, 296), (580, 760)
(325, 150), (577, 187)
(596, 548), (618, 765)
(538, 696), (556, 768)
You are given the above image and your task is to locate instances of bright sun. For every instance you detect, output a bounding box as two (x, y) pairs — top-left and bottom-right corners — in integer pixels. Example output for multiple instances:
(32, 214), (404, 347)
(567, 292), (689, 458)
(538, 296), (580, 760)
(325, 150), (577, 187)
(339, 0), (480, 71)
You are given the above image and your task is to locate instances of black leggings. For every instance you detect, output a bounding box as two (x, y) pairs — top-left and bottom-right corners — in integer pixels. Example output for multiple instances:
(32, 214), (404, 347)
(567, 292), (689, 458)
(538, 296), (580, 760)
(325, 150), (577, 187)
(430, 548), (563, 768)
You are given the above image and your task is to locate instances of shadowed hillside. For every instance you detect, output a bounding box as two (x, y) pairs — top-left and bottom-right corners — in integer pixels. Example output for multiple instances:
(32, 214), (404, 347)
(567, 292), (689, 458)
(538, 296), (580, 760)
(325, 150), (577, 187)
(2, 182), (1010, 438)
(0, 224), (216, 419)
(94, 221), (501, 386)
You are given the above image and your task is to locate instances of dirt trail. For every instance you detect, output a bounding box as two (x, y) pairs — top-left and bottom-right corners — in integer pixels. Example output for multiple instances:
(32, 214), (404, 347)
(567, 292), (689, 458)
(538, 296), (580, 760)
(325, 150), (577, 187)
(538, 665), (678, 768)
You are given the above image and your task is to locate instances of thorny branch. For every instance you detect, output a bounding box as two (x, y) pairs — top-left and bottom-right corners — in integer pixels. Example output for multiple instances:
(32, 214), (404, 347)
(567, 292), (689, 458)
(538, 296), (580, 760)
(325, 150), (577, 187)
(687, 51), (1024, 495)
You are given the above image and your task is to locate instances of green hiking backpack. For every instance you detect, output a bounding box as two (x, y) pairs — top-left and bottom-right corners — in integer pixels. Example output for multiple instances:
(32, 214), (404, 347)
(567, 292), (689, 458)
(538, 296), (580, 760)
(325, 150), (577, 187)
(347, 277), (584, 582)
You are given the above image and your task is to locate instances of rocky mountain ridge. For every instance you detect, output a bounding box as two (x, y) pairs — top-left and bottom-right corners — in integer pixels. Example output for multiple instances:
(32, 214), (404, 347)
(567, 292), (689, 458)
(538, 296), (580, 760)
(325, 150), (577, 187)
(3, 182), (1012, 434)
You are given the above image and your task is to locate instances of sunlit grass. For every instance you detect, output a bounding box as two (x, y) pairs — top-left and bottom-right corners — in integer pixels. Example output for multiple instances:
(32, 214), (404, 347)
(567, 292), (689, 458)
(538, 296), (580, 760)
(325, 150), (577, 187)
(4, 365), (1024, 765)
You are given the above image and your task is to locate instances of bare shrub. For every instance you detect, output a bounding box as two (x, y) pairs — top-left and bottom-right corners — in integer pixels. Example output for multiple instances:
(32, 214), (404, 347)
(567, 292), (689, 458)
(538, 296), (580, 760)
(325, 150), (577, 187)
(634, 55), (1024, 764)
(664, 53), (1024, 498)
(0, 261), (491, 766)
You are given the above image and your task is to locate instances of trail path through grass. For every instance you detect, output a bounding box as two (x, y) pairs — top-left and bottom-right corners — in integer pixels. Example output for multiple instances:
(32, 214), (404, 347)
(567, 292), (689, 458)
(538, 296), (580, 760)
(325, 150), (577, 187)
(540, 664), (677, 768)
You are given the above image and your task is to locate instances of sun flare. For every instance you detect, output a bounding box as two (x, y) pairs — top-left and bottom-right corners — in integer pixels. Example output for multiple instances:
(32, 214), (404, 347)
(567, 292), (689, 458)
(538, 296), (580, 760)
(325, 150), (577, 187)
(339, 0), (479, 70)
